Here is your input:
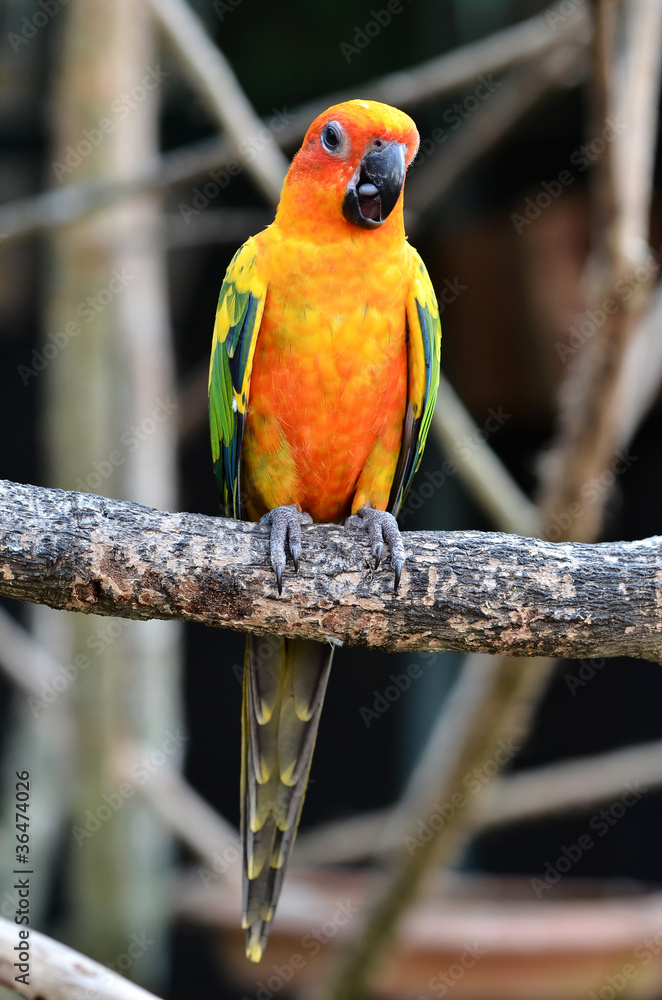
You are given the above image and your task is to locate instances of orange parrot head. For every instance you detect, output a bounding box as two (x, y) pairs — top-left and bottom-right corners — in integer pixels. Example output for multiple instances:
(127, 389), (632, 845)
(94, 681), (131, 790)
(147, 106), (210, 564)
(275, 99), (419, 239)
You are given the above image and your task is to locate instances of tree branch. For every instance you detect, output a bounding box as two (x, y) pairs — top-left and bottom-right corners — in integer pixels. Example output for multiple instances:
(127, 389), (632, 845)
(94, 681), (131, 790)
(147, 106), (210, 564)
(0, 479), (660, 661)
(0, 917), (163, 1000)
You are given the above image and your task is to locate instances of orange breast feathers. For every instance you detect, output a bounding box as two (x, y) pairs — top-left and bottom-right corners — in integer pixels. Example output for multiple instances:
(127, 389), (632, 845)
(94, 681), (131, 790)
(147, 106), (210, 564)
(240, 233), (413, 524)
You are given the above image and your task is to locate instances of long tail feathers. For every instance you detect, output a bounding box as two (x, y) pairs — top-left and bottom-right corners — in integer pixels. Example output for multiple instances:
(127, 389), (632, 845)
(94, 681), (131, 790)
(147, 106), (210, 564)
(241, 634), (333, 962)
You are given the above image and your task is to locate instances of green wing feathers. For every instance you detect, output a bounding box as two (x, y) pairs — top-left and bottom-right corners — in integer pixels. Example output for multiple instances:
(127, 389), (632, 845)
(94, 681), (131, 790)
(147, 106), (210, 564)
(208, 238), (267, 519)
(242, 636), (333, 963)
(388, 249), (442, 516)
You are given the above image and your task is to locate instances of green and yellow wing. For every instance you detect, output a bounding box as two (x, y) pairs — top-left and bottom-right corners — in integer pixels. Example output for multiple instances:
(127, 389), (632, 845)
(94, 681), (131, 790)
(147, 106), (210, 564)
(208, 237), (267, 519)
(388, 247), (442, 516)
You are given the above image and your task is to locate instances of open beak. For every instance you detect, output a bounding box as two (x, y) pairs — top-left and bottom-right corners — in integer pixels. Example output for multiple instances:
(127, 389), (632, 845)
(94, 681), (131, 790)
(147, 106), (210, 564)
(342, 141), (406, 230)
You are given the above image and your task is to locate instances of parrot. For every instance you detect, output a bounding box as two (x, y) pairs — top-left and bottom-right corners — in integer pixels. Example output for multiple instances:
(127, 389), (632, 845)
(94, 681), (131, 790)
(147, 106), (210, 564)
(208, 99), (441, 963)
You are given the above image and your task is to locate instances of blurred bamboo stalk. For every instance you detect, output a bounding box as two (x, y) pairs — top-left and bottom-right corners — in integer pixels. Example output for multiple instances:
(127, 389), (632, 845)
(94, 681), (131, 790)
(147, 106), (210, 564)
(44, 0), (180, 987)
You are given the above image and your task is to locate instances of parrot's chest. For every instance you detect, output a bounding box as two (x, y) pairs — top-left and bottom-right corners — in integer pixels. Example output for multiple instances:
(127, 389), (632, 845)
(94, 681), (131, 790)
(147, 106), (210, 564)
(242, 248), (409, 521)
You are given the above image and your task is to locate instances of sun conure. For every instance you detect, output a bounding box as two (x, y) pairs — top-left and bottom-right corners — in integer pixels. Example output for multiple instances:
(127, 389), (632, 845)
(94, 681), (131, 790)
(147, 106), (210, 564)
(208, 99), (441, 962)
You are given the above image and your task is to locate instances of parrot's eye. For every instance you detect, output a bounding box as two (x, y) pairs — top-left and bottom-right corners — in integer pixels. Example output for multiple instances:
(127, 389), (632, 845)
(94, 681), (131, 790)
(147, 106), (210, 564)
(321, 121), (344, 154)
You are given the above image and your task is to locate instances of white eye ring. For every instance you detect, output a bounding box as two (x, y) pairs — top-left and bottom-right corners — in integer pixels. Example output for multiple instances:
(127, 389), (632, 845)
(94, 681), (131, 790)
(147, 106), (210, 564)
(321, 121), (345, 154)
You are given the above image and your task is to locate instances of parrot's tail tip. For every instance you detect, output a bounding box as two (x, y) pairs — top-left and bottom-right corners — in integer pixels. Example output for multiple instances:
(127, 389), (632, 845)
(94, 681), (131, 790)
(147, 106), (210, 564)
(245, 927), (266, 964)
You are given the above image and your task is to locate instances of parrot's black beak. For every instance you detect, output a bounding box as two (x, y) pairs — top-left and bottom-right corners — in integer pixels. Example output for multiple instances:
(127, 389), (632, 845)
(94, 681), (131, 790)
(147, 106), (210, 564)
(342, 140), (406, 230)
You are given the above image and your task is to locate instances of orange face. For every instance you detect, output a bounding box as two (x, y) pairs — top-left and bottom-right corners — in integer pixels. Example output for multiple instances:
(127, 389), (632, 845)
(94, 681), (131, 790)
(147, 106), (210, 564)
(276, 99), (420, 241)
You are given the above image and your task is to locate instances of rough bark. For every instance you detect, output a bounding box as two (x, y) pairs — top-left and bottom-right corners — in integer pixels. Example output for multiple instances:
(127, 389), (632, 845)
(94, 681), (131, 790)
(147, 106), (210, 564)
(0, 480), (660, 661)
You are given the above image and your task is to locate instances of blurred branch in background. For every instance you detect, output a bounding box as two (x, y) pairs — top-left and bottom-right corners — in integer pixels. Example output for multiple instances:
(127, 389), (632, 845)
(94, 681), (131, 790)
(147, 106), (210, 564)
(295, 738), (662, 866)
(3, 596), (661, 876)
(406, 34), (587, 236)
(430, 373), (538, 535)
(0, 608), (74, 932)
(0, 3), (589, 247)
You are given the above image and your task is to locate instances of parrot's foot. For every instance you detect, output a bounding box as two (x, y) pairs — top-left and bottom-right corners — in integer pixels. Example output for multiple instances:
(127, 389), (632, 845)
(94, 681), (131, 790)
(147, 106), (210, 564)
(260, 504), (313, 595)
(346, 505), (405, 592)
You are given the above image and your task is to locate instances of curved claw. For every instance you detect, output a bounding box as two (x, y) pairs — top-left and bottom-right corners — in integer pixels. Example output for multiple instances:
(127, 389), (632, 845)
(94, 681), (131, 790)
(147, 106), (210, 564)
(259, 505), (311, 594)
(346, 505), (406, 592)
